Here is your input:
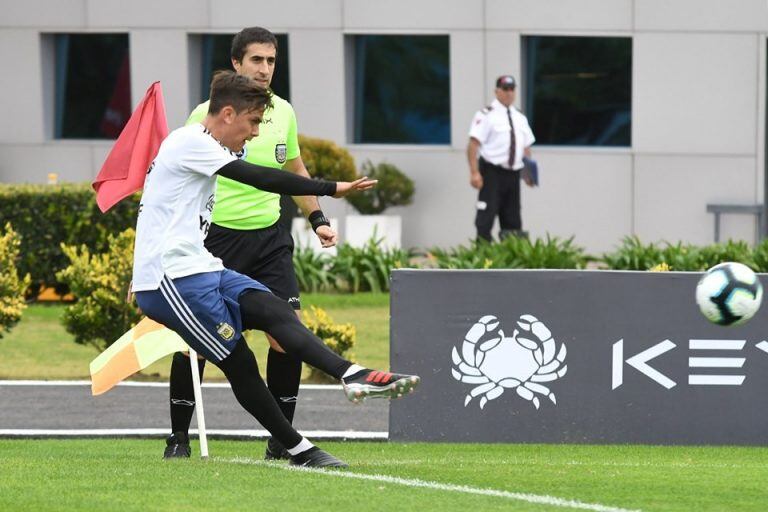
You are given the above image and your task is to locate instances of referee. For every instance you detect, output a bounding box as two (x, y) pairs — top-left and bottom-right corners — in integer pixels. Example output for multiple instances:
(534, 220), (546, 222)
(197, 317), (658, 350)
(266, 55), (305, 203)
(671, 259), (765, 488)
(467, 75), (536, 241)
(164, 27), (333, 460)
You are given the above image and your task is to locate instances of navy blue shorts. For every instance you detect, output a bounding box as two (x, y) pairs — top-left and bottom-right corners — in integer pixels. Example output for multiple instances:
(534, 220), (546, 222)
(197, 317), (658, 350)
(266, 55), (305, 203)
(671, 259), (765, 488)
(134, 269), (270, 362)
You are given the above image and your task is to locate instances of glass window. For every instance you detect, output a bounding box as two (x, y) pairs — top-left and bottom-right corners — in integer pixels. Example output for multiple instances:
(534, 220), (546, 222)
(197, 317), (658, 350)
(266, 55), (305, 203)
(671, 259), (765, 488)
(199, 33), (290, 103)
(523, 36), (632, 146)
(352, 35), (450, 144)
(54, 34), (131, 139)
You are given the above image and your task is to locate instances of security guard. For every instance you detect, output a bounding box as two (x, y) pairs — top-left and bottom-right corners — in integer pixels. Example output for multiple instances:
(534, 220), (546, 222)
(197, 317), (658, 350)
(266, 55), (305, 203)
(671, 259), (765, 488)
(467, 75), (536, 241)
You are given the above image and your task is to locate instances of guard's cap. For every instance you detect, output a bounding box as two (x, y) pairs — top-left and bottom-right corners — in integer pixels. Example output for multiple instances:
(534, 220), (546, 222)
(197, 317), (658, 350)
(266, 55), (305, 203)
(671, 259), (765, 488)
(495, 75), (516, 90)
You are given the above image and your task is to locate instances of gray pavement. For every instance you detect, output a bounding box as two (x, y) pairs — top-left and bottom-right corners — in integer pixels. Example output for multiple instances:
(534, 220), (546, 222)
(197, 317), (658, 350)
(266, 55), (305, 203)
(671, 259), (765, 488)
(0, 381), (388, 438)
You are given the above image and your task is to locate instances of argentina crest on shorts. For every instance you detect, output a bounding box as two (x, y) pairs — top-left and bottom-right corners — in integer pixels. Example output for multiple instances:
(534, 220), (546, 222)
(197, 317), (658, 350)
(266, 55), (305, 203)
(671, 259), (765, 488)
(216, 322), (235, 341)
(275, 143), (287, 164)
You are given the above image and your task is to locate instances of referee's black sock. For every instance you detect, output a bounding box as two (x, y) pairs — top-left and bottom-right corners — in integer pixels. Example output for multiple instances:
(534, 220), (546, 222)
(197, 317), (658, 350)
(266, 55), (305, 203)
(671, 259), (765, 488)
(239, 290), (351, 379)
(267, 348), (302, 424)
(169, 351), (206, 435)
(216, 338), (305, 450)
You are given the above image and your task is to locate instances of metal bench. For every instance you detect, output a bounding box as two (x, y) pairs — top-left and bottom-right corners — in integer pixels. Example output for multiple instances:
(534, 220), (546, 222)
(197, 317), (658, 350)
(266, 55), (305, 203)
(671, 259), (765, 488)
(706, 204), (764, 244)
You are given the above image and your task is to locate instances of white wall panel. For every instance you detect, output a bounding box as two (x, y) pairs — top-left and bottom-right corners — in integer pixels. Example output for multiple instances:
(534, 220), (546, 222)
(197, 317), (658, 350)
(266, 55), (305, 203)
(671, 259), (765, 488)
(0, 143), (100, 183)
(484, 30), (521, 106)
(524, 150), (633, 254)
(635, 0), (768, 32)
(486, 0), (633, 31)
(343, 0), (482, 30)
(289, 30), (346, 144)
(130, 30), (190, 129)
(87, 0), (208, 29)
(347, 148), (477, 248)
(633, 33), (757, 155)
(451, 31), (486, 149)
(0, 0), (86, 28)
(634, 155), (759, 245)
(0, 30), (44, 143)
(210, 0), (341, 29)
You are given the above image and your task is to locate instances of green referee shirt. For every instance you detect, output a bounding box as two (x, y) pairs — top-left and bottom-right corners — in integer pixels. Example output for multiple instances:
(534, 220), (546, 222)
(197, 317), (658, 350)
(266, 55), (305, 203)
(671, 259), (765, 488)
(186, 94), (301, 230)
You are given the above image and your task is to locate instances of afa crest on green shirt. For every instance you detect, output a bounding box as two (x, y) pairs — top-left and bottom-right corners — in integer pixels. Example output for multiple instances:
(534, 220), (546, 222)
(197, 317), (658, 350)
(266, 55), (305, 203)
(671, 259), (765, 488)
(275, 143), (287, 164)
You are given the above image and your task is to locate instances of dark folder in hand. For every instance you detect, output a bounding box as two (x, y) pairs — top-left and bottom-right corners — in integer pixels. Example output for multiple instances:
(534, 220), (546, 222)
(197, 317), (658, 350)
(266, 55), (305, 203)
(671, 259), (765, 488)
(521, 157), (539, 186)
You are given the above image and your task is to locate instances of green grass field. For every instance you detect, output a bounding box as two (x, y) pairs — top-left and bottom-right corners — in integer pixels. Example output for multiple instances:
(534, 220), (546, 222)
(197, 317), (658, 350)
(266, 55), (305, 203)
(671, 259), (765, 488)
(1, 439), (766, 511)
(0, 293), (389, 381)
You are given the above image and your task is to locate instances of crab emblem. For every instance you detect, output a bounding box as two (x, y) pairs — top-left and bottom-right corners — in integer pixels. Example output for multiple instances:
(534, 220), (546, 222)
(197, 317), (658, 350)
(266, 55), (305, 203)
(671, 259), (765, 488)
(451, 314), (567, 410)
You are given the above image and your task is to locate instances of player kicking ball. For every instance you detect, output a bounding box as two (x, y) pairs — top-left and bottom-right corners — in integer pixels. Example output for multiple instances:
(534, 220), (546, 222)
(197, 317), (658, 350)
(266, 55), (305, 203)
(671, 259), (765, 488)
(132, 71), (419, 468)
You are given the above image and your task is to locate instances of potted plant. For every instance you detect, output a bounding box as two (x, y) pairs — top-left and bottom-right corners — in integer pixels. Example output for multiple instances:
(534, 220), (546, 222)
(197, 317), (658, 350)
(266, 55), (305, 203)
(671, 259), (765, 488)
(344, 160), (415, 249)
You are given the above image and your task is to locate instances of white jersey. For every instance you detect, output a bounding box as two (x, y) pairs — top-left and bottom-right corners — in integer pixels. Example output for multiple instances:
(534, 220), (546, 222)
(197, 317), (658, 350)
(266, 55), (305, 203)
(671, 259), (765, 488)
(132, 124), (237, 292)
(468, 99), (535, 171)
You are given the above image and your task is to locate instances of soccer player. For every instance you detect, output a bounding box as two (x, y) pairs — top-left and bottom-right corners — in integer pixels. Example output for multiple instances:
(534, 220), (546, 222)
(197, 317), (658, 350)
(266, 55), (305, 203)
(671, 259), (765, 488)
(133, 71), (420, 468)
(166, 27), (339, 460)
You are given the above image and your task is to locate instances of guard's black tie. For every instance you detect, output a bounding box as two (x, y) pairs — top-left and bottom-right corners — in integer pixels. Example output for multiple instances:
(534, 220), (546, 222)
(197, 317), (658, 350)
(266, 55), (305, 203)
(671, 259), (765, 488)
(507, 107), (516, 168)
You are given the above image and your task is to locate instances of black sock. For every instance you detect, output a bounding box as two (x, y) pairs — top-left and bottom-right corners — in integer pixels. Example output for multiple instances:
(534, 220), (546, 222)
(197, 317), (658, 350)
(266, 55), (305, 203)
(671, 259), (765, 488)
(239, 291), (351, 379)
(267, 348), (302, 424)
(216, 338), (303, 450)
(169, 351), (206, 434)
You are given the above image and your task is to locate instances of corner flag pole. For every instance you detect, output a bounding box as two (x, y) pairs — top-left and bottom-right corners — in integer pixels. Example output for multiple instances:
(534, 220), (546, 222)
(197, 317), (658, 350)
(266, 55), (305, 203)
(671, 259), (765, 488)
(188, 348), (209, 459)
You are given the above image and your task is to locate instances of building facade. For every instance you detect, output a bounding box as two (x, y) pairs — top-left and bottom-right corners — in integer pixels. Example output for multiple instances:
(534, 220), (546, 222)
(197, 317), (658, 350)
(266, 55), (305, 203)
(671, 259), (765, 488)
(1, 0), (766, 253)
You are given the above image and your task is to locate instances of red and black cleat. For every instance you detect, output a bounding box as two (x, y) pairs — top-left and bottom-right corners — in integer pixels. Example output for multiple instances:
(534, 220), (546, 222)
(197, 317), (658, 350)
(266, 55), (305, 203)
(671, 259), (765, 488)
(342, 369), (420, 403)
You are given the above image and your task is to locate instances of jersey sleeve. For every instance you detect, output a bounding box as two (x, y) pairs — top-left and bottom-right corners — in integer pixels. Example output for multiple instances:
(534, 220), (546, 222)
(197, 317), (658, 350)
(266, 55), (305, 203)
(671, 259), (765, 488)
(178, 131), (237, 177)
(185, 101), (210, 126)
(285, 104), (300, 161)
(468, 111), (490, 143)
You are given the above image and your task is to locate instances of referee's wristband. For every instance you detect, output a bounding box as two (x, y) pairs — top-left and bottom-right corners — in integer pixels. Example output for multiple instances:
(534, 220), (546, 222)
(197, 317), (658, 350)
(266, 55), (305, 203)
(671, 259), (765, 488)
(308, 210), (331, 232)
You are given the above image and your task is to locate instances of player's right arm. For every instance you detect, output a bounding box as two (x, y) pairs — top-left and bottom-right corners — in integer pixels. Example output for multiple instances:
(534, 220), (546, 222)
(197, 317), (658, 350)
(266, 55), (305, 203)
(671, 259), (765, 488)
(216, 160), (375, 199)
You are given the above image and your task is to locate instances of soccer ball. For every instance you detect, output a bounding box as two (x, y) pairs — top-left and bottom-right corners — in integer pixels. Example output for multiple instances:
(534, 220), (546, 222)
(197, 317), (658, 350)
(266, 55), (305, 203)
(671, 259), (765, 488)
(695, 262), (763, 326)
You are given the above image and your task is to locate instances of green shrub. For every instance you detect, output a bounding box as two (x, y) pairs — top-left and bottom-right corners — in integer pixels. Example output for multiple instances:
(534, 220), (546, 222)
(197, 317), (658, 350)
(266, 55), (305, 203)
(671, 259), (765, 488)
(602, 237), (758, 271)
(752, 240), (768, 272)
(330, 239), (414, 292)
(428, 235), (587, 270)
(302, 306), (356, 382)
(0, 183), (139, 294)
(345, 160), (415, 214)
(56, 228), (140, 351)
(298, 135), (357, 182)
(697, 240), (756, 271)
(292, 246), (333, 293)
(601, 236), (664, 270)
(0, 223), (31, 338)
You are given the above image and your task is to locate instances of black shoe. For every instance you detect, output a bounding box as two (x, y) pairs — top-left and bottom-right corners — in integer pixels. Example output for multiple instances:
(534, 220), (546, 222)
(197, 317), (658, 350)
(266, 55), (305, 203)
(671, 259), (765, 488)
(342, 369), (421, 403)
(289, 446), (348, 468)
(264, 437), (291, 460)
(163, 432), (191, 459)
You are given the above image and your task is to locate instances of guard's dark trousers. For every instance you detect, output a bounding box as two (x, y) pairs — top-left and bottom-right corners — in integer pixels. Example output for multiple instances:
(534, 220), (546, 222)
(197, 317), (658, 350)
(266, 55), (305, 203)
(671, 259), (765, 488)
(475, 157), (522, 241)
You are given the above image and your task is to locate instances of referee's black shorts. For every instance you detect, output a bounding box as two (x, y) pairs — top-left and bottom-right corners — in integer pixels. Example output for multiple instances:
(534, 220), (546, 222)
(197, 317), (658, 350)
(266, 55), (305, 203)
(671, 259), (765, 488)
(204, 222), (301, 310)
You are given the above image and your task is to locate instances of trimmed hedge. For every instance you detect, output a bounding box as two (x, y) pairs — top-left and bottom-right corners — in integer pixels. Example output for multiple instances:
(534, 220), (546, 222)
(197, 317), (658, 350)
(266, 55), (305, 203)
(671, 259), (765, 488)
(0, 183), (139, 294)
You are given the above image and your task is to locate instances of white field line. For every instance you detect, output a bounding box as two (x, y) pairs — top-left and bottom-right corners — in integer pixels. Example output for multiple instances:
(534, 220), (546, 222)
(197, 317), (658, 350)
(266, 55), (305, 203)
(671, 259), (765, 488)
(0, 380), (341, 390)
(224, 457), (640, 512)
(0, 428), (386, 439)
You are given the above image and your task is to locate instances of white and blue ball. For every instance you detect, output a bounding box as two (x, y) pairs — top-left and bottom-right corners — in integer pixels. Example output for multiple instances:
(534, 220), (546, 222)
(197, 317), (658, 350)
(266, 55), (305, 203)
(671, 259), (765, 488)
(696, 262), (763, 326)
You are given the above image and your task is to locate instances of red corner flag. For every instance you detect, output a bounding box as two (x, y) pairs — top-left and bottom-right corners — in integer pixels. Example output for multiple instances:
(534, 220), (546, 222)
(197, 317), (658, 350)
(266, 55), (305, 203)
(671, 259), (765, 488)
(92, 82), (169, 213)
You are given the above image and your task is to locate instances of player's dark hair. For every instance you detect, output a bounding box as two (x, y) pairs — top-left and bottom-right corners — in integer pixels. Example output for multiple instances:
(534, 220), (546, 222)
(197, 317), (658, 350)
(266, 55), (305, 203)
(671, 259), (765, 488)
(231, 27), (278, 63)
(208, 71), (273, 115)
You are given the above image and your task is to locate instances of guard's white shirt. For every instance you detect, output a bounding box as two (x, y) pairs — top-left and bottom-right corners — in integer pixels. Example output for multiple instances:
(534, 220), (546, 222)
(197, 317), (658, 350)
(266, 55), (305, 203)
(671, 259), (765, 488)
(132, 124), (237, 292)
(468, 99), (535, 171)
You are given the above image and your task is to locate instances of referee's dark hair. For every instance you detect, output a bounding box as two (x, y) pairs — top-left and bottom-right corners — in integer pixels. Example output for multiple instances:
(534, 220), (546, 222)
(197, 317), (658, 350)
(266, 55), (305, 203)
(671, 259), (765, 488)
(231, 26), (279, 63)
(208, 71), (273, 115)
